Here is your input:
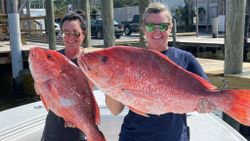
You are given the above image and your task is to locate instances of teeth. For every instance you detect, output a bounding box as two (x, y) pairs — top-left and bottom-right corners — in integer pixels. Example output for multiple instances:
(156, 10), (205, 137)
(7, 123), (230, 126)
(68, 41), (75, 43)
(153, 36), (161, 39)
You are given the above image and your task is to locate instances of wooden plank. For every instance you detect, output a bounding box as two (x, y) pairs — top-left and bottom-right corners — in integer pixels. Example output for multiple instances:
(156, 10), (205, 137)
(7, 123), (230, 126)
(0, 56), (10, 64)
(20, 16), (46, 20)
(209, 73), (250, 89)
(197, 58), (250, 76)
(21, 29), (46, 32)
(1, 38), (250, 80)
(0, 40), (103, 64)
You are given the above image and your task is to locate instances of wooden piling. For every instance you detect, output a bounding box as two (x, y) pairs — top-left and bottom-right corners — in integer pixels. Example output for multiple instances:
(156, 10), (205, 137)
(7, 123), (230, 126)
(139, 0), (150, 48)
(7, 0), (23, 94)
(224, 0), (246, 131)
(224, 0), (246, 74)
(101, 0), (115, 47)
(79, 0), (91, 48)
(44, 0), (56, 50)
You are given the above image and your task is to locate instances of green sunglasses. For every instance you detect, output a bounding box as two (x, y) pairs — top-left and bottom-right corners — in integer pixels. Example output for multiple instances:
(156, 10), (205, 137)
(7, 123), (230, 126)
(145, 23), (170, 32)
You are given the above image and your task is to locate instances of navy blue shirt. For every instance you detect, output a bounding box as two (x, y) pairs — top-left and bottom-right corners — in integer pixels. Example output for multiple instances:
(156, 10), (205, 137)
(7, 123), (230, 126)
(119, 47), (207, 141)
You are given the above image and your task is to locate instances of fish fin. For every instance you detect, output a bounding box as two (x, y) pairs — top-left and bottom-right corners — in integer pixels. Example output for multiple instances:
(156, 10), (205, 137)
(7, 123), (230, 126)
(124, 89), (154, 101)
(92, 95), (101, 125)
(154, 50), (217, 90)
(40, 96), (49, 111)
(190, 73), (217, 90)
(222, 89), (250, 126)
(124, 89), (153, 117)
(128, 106), (149, 117)
(34, 82), (42, 95)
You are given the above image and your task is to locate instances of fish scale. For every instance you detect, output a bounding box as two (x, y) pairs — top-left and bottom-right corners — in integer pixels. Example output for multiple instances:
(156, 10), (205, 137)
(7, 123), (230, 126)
(78, 46), (250, 126)
(29, 47), (106, 141)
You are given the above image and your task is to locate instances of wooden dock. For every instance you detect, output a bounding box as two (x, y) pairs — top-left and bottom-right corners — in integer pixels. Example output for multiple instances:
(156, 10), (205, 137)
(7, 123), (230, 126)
(197, 58), (250, 89)
(1, 36), (250, 89)
(0, 41), (103, 64)
(1, 38), (250, 134)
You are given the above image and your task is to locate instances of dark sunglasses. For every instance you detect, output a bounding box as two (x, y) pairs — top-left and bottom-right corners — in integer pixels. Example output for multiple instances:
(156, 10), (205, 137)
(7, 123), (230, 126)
(62, 30), (81, 38)
(145, 23), (170, 32)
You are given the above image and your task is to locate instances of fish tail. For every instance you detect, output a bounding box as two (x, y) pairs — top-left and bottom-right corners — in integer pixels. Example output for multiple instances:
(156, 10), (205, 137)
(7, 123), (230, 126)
(223, 89), (250, 126)
(100, 132), (106, 141)
(92, 95), (101, 125)
(87, 130), (106, 141)
(83, 124), (106, 141)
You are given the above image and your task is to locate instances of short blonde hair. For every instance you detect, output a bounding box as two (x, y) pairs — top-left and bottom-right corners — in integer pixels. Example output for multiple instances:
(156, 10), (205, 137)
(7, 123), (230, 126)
(142, 2), (173, 28)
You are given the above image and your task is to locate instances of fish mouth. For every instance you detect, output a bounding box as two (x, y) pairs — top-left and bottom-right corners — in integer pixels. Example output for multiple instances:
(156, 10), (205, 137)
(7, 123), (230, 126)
(30, 64), (57, 82)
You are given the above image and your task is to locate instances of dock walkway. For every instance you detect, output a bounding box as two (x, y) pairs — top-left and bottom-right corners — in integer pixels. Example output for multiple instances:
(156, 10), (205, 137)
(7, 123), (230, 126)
(1, 35), (250, 138)
(1, 35), (250, 89)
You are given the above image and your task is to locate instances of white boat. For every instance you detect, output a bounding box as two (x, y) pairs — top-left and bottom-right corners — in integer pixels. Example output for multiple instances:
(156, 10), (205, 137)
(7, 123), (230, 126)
(0, 90), (247, 141)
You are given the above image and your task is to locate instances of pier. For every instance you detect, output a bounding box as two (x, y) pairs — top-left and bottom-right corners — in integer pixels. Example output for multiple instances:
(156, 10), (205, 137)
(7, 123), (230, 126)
(2, 34), (250, 89)
(1, 35), (250, 139)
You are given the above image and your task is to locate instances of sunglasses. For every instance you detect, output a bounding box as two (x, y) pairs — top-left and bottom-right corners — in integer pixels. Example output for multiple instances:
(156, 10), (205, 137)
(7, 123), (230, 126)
(145, 23), (170, 32)
(62, 30), (81, 38)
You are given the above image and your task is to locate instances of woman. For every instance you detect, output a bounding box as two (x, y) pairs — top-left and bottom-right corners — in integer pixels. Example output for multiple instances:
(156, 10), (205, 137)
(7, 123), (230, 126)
(41, 10), (87, 141)
(106, 2), (215, 141)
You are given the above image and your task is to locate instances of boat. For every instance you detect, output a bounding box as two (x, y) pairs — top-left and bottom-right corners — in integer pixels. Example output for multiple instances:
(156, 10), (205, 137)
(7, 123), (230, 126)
(0, 90), (247, 141)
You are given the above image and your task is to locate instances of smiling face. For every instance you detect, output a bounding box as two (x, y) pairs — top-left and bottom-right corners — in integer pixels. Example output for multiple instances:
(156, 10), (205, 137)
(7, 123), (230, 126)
(62, 20), (85, 60)
(144, 11), (172, 52)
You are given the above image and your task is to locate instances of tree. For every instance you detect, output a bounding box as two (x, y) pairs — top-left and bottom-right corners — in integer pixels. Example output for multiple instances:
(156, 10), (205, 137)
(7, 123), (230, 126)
(184, 0), (195, 31)
(114, 0), (139, 8)
(54, 0), (67, 18)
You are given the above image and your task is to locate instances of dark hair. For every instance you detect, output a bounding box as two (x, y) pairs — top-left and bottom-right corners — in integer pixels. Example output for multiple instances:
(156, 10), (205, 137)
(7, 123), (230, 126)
(61, 10), (87, 32)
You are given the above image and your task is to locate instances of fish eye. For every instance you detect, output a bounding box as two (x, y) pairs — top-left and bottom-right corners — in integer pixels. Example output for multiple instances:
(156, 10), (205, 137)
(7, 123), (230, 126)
(100, 56), (108, 63)
(47, 54), (52, 59)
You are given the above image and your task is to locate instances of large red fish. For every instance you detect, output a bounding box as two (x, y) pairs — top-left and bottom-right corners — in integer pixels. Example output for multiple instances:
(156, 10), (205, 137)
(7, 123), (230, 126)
(78, 46), (250, 126)
(29, 47), (106, 141)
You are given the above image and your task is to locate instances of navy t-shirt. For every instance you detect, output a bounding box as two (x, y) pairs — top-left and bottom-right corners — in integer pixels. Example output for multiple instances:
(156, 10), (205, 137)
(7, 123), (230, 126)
(119, 47), (207, 141)
(58, 49), (78, 64)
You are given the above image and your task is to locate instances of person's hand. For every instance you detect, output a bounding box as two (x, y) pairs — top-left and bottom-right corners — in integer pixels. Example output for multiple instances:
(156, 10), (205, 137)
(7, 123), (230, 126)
(64, 122), (76, 128)
(196, 98), (216, 113)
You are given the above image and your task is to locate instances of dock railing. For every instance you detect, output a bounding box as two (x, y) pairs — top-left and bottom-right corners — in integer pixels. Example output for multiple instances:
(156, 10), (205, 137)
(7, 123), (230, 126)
(0, 14), (46, 43)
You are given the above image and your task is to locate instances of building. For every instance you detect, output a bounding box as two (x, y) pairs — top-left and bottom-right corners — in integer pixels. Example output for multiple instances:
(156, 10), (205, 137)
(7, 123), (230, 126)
(30, 0), (45, 9)
(113, 0), (226, 32)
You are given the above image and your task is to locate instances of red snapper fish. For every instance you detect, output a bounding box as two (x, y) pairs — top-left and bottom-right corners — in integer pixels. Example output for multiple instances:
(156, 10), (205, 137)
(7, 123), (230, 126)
(29, 47), (106, 141)
(78, 46), (250, 126)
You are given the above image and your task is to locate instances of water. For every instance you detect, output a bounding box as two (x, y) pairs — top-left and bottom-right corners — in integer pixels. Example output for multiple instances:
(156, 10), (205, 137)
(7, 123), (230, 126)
(0, 63), (40, 111)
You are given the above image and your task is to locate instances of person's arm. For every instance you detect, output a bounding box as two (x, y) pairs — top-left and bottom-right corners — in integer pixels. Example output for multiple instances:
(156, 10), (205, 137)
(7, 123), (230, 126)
(105, 95), (125, 115)
(187, 54), (208, 80)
